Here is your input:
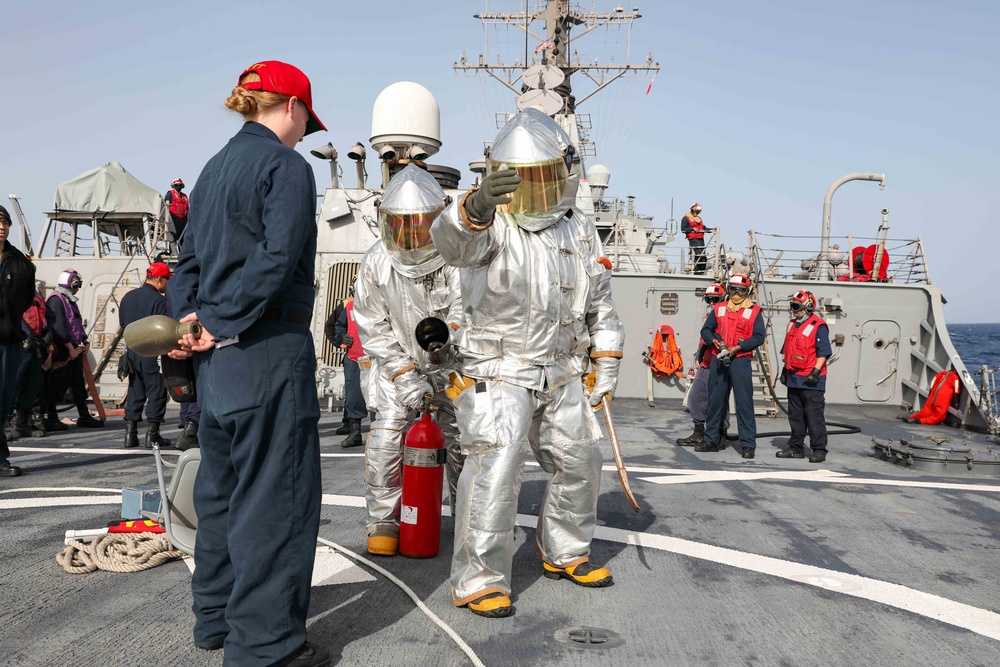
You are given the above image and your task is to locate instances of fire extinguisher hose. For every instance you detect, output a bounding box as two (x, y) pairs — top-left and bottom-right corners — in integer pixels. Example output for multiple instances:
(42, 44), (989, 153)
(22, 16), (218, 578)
(315, 536), (486, 667)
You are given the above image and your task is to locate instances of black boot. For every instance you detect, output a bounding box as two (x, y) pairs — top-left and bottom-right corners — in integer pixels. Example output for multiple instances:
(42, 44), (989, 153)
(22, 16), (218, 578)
(123, 420), (140, 449)
(14, 411), (44, 438)
(77, 412), (105, 428)
(341, 419), (363, 448)
(335, 421), (351, 435)
(174, 420), (200, 451)
(676, 423), (705, 446)
(43, 410), (68, 432)
(145, 422), (171, 450)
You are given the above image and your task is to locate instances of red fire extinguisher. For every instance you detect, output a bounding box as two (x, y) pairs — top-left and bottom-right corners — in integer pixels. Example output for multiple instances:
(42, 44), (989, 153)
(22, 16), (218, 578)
(399, 412), (446, 558)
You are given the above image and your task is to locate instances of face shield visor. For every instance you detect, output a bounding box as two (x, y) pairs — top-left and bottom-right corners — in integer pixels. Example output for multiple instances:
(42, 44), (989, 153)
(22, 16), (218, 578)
(488, 107), (576, 232)
(379, 164), (447, 276)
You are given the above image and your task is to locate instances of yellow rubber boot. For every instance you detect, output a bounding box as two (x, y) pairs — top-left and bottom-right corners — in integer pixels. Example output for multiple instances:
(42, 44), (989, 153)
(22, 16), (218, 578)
(542, 560), (613, 587)
(367, 534), (398, 556)
(466, 592), (514, 618)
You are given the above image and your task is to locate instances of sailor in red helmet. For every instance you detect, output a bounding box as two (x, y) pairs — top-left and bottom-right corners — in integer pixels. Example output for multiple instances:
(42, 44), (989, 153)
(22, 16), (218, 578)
(681, 203), (715, 275)
(695, 273), (765, 459)
(677, 283), (730, 447)
(777, 290), (830, 462)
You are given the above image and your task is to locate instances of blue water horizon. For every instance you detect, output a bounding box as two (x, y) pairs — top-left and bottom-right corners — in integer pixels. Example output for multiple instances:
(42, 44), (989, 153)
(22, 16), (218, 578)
(948, 323), (1000, 372)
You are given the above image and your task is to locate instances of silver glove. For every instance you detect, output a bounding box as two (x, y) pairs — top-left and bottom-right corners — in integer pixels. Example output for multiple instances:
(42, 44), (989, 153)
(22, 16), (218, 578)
(590, 357), (621, 406)
(394, 370), (434, 411)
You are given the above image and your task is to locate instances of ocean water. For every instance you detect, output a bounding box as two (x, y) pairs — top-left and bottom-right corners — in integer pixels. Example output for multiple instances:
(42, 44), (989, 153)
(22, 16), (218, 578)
(948, 323), (1000, 372)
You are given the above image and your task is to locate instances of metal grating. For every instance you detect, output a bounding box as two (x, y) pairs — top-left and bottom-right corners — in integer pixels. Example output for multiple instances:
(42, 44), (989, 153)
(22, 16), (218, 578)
(321, 261), (362, 367)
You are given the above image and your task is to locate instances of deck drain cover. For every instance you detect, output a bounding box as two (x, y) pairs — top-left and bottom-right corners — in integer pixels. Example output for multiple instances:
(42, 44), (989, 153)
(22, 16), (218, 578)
(554, 626), (624, 650)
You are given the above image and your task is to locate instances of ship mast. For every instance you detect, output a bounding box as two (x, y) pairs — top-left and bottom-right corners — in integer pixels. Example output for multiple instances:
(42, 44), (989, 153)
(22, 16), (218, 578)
(454, 1), (659, 157)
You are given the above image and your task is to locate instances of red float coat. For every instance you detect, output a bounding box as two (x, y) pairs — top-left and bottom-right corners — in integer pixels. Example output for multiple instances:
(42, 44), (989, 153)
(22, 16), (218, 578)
(782, 314), (828, 376)
(715, 303), (761, 359)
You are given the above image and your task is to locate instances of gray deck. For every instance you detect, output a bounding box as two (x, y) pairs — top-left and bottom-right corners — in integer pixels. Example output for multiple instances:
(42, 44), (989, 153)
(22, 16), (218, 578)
(2, 400), (999, 666)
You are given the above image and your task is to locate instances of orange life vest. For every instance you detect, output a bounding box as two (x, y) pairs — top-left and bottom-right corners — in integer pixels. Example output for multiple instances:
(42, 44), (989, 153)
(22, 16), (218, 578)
(782, 314), (828, 376)
(907, 370), (959, 425)
(646, 324), (684, 378)
(715, 303), (761, 358)
(168, 190), (189, 219)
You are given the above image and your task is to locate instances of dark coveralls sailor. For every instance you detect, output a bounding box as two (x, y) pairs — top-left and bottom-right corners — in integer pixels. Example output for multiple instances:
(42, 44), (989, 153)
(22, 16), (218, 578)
(119, 281), (168, 427)
(699, 302), (766, 455)
(168, 121), (321, 663)
(781, 315), (832, 458)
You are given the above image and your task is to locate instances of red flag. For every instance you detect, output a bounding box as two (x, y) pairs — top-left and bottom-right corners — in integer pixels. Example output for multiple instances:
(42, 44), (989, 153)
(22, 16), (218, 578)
(645, 74), (657, 96)
(535, 40), (553, 53)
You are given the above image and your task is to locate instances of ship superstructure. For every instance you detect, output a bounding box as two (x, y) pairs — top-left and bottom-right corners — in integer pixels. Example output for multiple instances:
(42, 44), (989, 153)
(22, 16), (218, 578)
(10, 1), (994, 432)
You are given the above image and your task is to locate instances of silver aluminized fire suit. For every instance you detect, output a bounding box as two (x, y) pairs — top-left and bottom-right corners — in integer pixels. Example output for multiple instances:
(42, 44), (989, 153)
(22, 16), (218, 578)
(353, 165), (465, 541)
(430, 135), (624, 604)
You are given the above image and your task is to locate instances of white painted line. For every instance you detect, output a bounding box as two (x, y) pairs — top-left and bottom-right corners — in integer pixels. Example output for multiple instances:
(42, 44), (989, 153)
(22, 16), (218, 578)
(5, 489), (1000, 641)
(321, 493), (367, 508)
(181, 547), (375, 587)
(9, 446), (363, 459)
(9, 446), (181, 456)
(0, 486), (121, 494)
(0, 495), (121, 510)
(574, 520), (1000, 642)
(639, 470), (1000, 492)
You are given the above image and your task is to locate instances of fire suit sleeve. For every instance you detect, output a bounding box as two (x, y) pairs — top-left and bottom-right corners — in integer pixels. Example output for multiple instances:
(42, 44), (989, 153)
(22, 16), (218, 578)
(428, 195), (504, 268)
(443, 265), (463, 327)
(585, 227), (624, 355)
(353, 258), (417, 381)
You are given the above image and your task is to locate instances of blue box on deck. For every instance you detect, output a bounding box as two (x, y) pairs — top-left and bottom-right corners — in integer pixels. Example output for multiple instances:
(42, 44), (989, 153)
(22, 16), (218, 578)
(121, 485), (161, 520)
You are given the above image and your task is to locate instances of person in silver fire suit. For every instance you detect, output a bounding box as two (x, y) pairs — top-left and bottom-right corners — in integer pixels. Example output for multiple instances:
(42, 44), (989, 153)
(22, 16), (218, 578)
(429, 107), (625, 618)
(353, 164), (465, 558)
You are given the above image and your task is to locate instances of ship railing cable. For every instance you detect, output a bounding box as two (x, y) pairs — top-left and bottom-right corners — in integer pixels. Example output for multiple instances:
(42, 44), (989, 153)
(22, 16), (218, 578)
(748, 232), (929, 284)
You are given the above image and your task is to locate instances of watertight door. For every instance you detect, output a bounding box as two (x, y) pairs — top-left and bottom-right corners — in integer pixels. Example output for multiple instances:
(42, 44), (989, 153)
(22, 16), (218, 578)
(855, 320), (901, 402)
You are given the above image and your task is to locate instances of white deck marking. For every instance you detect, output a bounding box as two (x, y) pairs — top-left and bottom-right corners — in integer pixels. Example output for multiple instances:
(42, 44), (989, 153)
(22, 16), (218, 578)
(6, 484), (1000, 640)
(8, 446), (362, 458)
(638, 469), (1000, 492)
(574, 520), (1000, 642)
(181, 547), (376, 586)
(0, 495), (121, 509)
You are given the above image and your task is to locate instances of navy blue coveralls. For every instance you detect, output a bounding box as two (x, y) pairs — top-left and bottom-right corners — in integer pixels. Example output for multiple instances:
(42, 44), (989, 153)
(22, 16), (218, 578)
(168, 122), (321, 665)
(782, 319), (832, 453)
(701, 305), (766, 450)
(1, 240), (36, 468)
(333, 305), (368, 421)
(119, 282), (168, 424)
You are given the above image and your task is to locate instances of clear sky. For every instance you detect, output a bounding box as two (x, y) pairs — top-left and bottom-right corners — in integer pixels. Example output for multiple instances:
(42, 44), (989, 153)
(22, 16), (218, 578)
(3, 1), (997, 322)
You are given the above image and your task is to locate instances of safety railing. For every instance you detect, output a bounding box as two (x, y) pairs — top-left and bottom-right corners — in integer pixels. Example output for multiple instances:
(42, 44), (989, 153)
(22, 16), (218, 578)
(747, 231), (931, 285)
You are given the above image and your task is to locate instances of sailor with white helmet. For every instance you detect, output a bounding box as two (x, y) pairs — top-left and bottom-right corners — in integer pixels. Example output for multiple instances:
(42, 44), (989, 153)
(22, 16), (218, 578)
(430, 107), (624, 618)
(353, 164), (465, 558)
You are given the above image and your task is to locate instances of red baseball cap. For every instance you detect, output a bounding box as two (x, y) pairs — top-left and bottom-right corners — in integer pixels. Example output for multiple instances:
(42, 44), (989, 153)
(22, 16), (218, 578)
(238, 60), (326, 135)
(147, 262), (173, 278)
